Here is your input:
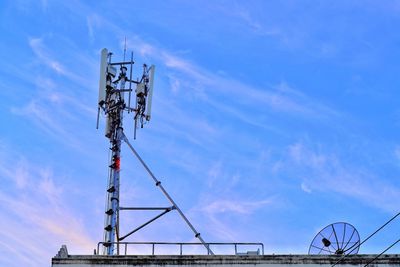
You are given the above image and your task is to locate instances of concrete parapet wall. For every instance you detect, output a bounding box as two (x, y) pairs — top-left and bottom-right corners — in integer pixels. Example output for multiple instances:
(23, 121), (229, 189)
(52, 254), (400, 267)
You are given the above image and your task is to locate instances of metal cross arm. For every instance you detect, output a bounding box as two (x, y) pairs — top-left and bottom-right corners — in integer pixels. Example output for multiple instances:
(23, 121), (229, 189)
(119, 206), (175, 211)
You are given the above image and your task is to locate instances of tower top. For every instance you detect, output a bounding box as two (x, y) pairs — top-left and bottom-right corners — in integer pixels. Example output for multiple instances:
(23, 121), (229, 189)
(97, 48), (155, 140)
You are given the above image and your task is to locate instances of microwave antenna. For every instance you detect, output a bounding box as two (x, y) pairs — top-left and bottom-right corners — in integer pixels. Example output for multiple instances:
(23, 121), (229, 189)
(96, 47), (212, 256)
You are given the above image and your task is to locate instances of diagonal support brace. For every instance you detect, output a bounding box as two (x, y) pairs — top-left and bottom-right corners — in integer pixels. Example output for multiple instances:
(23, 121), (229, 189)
(121, 132), (214, 255)
(119, 207), (174, 241)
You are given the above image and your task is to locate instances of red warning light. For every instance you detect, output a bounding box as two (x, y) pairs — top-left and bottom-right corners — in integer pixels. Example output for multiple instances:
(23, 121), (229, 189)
(115, 157), (120, 171)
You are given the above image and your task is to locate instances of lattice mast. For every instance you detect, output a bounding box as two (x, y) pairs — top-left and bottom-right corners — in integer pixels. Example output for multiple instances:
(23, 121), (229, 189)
(97, 48), (155, 255)
(97, 47), (213, 256)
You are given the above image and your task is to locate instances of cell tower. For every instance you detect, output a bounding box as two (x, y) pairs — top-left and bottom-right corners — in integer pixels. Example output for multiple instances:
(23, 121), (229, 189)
(97, 47), (155, 255)
(96, 47), (212, 256)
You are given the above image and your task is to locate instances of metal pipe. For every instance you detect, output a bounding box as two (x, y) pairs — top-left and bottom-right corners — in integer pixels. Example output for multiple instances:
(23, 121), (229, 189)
(110, 61), (133, 66)
(96, 107), (100, 129)
(120, 206), (174, 211)
(128, 52), (133, 110)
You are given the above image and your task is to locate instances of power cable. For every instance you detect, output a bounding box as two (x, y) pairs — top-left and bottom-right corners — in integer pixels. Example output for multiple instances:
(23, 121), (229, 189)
(364, 238), (400, 267)
(332, 211), (400, 267)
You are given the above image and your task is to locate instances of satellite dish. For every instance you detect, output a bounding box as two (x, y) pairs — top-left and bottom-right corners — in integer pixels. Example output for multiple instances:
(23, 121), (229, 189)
(308, 222), (360, 255)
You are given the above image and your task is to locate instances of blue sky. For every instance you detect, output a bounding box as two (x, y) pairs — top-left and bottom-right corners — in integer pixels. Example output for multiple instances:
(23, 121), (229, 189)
(1, 0), (400, 266)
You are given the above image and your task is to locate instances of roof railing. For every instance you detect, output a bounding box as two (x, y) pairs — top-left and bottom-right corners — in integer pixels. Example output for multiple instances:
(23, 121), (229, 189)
(97, 242), (264, 256)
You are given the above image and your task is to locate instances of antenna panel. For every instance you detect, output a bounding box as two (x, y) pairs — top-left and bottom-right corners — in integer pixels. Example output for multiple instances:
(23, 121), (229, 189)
(105, 114), (112, 138)
(136, 83), (145, 95)
(98, 48), (108, 106)
(107, 65), (117, 78)
(145, 65), (155, 121)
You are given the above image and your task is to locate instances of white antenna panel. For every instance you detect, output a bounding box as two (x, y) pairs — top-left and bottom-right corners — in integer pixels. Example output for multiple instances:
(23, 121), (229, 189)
(136, 83), (145, 95)
(105, 114), (112, 138)
(145, 65), (155, 121)
(107, 65), (117, 77)
(98, 48), (108, 106)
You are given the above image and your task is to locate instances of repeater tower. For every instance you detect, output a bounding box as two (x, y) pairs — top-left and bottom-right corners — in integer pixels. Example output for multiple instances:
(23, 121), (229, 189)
(97, 48), (155, 255)
(96, 47), (212, 256)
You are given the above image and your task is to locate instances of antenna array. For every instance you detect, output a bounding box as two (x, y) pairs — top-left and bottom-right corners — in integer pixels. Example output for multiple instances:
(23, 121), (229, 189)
(97, 48), (155, 139)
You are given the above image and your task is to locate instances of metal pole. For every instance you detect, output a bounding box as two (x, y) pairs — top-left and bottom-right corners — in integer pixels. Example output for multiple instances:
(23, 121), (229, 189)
(102, 60), (127, 255)
(103, 127), (122, 255)
(128, 52), (133, 110)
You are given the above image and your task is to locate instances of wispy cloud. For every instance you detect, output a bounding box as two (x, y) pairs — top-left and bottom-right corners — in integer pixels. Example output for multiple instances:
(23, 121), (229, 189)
(203, 198), (274, 215)
(300, 182), (312, 194)
(117, 36), (344, 158)
(0, 150), (96, 266)
(49, 2), (343, 150)
(29, 37), (67, 74)
(86, 14), (103, 42)
(287, 141), (400, 212)
(12, 99), (72, 141)
(28, 37), (90, 85)
(229, 5), (283, 38)
(11, 39), (98, 151)
(394, 146), (400, 163)
(190, 195), (277, 242)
